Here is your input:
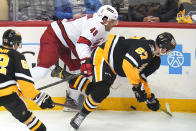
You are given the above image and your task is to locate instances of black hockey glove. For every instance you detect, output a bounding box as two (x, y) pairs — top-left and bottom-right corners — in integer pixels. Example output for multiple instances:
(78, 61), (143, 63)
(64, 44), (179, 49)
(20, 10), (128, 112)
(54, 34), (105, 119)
(146, 93), (160, 111)
(34, 92), (54, 109)
(132, 83), (147, 102)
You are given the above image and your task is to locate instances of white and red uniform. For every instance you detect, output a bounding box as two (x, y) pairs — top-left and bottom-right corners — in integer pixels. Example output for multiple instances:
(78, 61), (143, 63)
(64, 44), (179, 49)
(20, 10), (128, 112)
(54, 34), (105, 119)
(37, 14), (108, 71)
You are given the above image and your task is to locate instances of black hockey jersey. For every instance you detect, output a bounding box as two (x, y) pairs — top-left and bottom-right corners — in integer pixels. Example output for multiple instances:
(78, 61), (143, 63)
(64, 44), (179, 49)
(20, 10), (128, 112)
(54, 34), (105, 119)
(0, 46), (39, 99)
(100, 34), (156, 98)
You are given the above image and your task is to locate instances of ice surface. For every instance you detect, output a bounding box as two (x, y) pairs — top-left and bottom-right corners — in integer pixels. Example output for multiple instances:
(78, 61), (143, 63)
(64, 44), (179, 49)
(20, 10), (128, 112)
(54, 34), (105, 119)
(0, 110), (196, 131)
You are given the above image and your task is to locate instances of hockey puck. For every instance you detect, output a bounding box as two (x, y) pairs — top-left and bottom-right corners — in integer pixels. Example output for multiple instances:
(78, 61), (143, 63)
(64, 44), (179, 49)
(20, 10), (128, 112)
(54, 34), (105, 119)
(130, 105), (136, 110)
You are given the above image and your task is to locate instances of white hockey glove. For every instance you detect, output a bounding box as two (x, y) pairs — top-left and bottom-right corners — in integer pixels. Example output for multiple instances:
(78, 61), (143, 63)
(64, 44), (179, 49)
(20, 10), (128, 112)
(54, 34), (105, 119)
(33, 92), (54, 109)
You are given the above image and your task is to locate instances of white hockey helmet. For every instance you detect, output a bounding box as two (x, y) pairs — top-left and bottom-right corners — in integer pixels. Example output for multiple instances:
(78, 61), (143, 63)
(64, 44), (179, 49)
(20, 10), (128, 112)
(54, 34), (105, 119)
(97, 5), (118, 21)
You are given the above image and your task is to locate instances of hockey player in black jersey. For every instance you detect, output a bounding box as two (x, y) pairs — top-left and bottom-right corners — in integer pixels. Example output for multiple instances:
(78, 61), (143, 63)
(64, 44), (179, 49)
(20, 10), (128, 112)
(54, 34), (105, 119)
(66, 32), (176, 130)
(0, 29), (54, 131)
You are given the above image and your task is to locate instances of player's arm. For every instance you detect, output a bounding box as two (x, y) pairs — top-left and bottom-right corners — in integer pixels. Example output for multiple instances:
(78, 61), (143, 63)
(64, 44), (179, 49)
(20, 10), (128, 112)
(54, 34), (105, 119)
(14, 54), (39, 99)
(75, 25), (103, 77)
(75, 24), (103, 59)
(15, 54), (54, 109)
(122, 50), (160, 111)
(122, 47), (151, 98)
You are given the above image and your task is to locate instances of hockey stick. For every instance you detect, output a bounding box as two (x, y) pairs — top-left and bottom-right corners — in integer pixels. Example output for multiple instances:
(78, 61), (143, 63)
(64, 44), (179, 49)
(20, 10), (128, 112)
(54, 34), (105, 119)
(37, 79), (67, 91)
(53, 102), (79, 111)
(37, 73), (81, 91)
(159, 107), (172, 117)
(53, 102), (67, 107)
(130, 103), (173, 117)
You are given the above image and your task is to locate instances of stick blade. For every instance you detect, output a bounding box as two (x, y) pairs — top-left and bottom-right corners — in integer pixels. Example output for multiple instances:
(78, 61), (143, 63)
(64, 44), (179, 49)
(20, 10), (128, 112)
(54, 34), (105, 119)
(165, 102), (171, 113)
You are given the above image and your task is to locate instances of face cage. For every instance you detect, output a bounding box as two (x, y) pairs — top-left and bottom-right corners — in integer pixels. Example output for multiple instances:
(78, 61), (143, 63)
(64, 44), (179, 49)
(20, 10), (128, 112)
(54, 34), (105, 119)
(159, 48), (173, 56)
(17, 42), (22, 48)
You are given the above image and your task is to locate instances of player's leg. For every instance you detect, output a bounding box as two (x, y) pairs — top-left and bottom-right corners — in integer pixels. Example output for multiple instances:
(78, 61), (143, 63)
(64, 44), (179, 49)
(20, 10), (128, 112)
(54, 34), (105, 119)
(51, 46), (83, 111)
(1, 93), (46, 131)
(69, 48), (117, 130)
(30, 26), (60, 82)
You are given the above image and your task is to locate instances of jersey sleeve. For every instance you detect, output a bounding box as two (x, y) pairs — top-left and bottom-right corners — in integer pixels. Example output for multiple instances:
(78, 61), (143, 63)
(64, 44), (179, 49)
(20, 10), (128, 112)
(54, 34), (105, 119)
(122, 46), (152, 98)
(14, 53), (40, 99)
(75, 21), (106, 60)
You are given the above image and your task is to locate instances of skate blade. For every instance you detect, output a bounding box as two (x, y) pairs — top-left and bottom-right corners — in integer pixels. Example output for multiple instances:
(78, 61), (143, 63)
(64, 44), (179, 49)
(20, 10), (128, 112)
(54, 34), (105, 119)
(63, 107), (79, 112)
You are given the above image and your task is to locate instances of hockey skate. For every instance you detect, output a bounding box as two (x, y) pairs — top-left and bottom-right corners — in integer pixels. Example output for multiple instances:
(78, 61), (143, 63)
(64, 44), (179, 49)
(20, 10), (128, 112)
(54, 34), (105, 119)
(51, 65), (74, 81)
(63, 91), (84, 112)
(70, 112), (87, 130)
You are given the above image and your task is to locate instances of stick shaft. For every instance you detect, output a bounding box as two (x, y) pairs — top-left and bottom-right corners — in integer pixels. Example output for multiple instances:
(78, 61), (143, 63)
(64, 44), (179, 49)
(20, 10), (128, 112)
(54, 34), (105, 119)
(37, 73), (81, 91)
(53, 102), (67, 107)
(37, 79), (66, 91)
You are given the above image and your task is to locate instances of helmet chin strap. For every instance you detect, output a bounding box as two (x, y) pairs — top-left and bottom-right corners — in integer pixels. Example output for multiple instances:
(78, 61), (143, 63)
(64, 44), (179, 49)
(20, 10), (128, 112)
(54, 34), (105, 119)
(18, 43), (22, 48)
(155, 48), (166, 56)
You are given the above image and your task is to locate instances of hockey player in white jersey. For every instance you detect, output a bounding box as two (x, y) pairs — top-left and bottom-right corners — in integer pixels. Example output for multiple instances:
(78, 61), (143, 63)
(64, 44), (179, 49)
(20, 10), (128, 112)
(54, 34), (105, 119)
(30, 5), (118, 110)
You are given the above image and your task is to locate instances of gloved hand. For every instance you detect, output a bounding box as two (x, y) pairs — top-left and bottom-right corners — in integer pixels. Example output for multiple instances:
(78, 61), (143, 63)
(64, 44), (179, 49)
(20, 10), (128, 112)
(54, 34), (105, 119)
(80, 58), (93, 77)
(33, 92), (54, 109)
(132, 83), (147, 102)
(146, 93), (160, 111)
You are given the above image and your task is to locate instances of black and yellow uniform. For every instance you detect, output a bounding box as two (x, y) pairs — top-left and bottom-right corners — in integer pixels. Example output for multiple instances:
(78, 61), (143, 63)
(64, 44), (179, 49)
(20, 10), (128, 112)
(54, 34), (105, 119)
(0, 46), (46, 131)
(69, 34), (161, 114)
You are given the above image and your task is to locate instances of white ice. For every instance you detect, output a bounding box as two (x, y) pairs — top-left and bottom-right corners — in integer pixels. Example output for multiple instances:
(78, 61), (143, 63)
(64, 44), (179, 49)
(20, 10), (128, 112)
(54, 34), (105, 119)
(0, 110), (196, 131)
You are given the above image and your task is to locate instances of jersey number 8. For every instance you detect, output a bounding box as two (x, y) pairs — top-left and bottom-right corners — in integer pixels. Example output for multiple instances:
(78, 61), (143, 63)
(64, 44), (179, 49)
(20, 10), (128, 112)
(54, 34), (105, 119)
(135, 47), (148, 60)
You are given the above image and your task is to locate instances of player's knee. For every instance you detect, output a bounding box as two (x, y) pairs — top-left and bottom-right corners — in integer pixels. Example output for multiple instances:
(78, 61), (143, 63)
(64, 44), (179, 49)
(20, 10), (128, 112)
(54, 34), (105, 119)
(17, 110), (32, 123)
(91, 81), (111, 103)
(10, 102), (32, 123)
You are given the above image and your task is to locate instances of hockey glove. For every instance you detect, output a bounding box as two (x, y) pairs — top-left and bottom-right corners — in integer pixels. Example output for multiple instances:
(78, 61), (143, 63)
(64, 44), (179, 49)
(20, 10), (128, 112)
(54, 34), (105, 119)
(132, 83), (147, 102)
(146, 93), (160, 111)
(80, 58), (93, 77)
(33, 92), (54, 109)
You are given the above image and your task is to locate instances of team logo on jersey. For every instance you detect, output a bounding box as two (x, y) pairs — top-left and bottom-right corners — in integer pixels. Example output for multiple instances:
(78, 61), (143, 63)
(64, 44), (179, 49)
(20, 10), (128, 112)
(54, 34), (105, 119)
(161, 44), (191, 74)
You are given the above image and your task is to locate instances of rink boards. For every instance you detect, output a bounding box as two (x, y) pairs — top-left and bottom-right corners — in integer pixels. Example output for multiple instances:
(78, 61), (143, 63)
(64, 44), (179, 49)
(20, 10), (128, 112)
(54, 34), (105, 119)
(0, 21), (196, 112)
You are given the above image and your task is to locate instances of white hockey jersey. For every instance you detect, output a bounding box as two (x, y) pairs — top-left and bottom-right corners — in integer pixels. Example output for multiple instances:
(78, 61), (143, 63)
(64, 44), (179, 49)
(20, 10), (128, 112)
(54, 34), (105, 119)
(51, 14), (109, 60)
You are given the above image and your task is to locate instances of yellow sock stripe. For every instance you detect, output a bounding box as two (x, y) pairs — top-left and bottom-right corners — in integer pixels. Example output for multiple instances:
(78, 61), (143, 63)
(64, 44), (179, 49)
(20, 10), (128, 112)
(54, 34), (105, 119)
(59, 70), (63, 78)
(83, 100), (93, 112)
(31, 120), (42, 131)
(82, 79), (90, 94)
(73, 75), (82, 89)
(24, 114), (35, 125)
(88, 94), (99, 106)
